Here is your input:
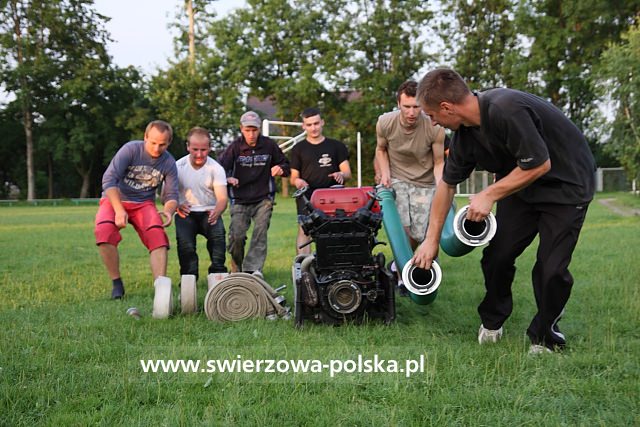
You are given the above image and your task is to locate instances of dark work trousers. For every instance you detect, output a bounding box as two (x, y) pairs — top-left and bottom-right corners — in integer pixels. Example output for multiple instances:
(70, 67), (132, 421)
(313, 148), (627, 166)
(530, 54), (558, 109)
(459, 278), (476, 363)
(175, 212), (227, 278)
(478, 194), (589, 348)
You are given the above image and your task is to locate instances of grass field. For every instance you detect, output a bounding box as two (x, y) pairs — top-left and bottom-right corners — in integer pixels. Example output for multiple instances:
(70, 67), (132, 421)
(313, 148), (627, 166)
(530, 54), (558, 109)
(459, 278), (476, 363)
(1, 193), (638, 426)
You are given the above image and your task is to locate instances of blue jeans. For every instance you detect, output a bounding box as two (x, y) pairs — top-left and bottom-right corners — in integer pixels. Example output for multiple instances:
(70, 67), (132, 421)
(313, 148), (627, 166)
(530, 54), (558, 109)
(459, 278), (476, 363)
(175, 212), (227, 278)
(228, 199), (273, 272)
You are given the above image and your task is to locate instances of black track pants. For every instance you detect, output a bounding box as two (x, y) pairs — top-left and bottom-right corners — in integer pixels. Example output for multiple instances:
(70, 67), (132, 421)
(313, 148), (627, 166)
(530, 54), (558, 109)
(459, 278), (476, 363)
(478, 195), (589, 348)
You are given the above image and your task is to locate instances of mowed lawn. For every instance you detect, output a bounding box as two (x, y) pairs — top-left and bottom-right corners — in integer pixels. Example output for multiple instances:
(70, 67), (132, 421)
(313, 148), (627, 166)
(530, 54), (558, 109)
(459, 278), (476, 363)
(0, 193), (638, 426)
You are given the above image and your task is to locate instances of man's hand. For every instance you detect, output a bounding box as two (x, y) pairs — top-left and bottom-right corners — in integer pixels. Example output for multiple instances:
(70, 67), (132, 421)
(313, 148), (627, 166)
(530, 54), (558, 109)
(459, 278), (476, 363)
(329, 171), (345, 185)
(379, 172), (391, 188)
(227, 177), (239, 187)
(177, 203), (191, 219)
(271, 165), (284, 177)
(159, 211), (173, 227)
(411, 239), (439, 270)
(114, 209), (128, 229)
(466, 192), (495, 222)
(294, 177), (309, 190)
(207, 210), (219, 225)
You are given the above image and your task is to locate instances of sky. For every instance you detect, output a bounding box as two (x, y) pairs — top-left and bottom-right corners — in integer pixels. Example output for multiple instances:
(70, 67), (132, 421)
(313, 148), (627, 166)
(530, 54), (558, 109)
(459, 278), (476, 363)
(93, 0), (246, 73)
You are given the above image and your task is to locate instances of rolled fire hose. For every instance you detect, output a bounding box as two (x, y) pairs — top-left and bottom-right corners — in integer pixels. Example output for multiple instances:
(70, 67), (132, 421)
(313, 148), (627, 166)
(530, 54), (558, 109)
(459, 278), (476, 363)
(152, 276), (174, 319)
(180, 274), (197, 314)
(440, 203), (497, 257)
(203, 272), (287, 322)
(377, 187), (440, 305)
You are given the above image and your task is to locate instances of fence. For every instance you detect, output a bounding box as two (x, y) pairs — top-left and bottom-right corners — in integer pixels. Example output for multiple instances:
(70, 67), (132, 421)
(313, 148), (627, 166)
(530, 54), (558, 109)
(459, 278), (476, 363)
(456, 167), (633, 196)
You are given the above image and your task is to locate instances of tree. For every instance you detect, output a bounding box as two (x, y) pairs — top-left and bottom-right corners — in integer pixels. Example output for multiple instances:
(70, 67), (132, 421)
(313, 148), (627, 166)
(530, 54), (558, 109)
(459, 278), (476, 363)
(149, 0), (242, 149)
(439, 0), (640, 166)
(205, 0), (439, 184)
(40, 65), (151, 197)
(323, 0), (438, 184)
(0, 0), (114, 199)
(439, 0), (526, 89)
(517, 0), (640, 133)
(0, 104), (26, 198)
(594, 19), (640, 185)
(207, 0), (331, 121)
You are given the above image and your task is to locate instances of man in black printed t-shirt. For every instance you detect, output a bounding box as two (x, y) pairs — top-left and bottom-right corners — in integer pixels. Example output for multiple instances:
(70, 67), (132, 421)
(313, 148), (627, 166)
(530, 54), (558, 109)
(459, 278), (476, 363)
(412, 68), (596, 355)
(289, 107), (352, 255)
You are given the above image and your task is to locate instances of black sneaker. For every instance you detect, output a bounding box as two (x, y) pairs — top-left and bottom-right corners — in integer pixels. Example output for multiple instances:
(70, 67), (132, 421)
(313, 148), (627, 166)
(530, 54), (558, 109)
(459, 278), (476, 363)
(111, 282), (125, 299)
(397, 284), (409, 297)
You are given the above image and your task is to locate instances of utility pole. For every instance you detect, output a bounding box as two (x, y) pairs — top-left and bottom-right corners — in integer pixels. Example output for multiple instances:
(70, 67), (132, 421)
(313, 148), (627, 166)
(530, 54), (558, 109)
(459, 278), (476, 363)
(186, 0), (195, 74)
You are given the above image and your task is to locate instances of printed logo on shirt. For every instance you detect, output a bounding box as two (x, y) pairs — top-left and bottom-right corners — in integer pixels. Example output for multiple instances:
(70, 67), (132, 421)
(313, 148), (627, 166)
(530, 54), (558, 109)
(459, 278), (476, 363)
(124, 165), (163, 190)
(238, 154), (270, 167)
(519, 157), (534, 164)
(252, 154), (270, 167)
(318, 154), (333, 168)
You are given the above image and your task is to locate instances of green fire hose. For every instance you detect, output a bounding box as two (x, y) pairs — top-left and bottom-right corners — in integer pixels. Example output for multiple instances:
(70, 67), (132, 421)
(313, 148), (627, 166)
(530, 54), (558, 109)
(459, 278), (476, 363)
(378, 187), (439, 305)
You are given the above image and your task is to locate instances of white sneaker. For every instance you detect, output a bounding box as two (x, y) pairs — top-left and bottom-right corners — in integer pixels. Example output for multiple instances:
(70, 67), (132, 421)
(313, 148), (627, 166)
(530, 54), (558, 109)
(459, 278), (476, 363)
(478, 324), (503, 344)
(528, 344), (553, 355)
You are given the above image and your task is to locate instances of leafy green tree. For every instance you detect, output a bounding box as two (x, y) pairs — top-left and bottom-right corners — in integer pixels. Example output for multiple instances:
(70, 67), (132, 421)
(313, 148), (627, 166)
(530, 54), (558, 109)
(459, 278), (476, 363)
(0, 0), (114, 199)
(207, 0), (331, 122)
(324, 0), (437, 184)
(517, 0), (640, 133)
(439, 0), (639, 166)
(149, 0), (242, 151)
(0, 104), (26, 198)
(39, 65), (151, 197)
(594, 19), (640, 185)
(439, 0), (526, 89)
(208, 0), (438, 184)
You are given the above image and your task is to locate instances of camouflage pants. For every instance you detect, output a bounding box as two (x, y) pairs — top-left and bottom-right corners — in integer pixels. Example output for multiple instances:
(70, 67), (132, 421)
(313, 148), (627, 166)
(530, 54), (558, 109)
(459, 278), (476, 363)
(391, 179), (436, 243)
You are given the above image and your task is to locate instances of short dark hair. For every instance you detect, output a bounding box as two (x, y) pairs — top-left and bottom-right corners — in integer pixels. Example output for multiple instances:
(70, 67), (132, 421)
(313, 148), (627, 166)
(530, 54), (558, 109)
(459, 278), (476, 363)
(301, 107), (321, 119)
(417, 68), (471, 109)
(396, 80), (418, 102)
(186, 126), (211, 144)
(145, 120), (173, 142)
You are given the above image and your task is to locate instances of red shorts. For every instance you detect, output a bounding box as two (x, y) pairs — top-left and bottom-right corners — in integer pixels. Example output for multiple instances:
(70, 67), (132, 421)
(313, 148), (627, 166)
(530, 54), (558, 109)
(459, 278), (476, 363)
(94, 198), (169, 251)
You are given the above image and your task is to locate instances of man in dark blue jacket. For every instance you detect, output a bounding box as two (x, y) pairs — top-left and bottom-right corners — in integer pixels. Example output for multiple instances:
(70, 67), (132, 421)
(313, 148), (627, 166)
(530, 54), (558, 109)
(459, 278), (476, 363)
(218, 111), (290, 276)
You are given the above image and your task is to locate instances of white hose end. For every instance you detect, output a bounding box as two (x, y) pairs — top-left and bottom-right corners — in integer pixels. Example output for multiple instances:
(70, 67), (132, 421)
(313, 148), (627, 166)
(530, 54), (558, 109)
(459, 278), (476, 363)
(152, 276), (173, 319)
(180, 274), (197, 314)
(453, 205), (497, 247)
(401, 260), (442, 296)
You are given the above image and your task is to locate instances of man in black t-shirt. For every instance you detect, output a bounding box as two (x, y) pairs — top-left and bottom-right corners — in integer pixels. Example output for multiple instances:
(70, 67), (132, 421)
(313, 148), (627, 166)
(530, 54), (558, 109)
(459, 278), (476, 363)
(290, 107), (351, 255)
(412, 68), (596, 354)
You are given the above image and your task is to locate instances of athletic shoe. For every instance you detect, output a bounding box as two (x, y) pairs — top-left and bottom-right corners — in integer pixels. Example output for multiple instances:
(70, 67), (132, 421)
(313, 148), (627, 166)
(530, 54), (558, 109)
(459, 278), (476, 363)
(397, 284), (409, 297)
(478, 324), (503, 344)
(528, 344), (553, 355)
(389, 260), (397, 273)
(111, 282), (125, 299)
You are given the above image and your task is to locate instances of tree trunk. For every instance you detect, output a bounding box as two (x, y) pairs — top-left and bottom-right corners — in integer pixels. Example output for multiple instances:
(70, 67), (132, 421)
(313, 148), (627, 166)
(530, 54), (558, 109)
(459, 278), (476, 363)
(79, 171), (90, 198)
(12, 0), (36, 200)
(24, 109), (35, 200)
(47, 152), (53, 198)
(187, 0), (195, 73)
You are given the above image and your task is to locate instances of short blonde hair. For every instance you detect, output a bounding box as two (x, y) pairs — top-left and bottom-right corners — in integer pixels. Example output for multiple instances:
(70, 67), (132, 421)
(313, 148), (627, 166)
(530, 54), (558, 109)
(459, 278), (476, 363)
(145, 120), (173, 142)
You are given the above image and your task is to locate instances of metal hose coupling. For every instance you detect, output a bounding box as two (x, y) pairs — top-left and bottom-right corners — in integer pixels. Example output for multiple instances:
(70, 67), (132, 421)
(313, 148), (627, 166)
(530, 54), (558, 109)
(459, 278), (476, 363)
(401, 259), (442, 305)
(440, 203), (497, 257)
(453, 205), (497, 247)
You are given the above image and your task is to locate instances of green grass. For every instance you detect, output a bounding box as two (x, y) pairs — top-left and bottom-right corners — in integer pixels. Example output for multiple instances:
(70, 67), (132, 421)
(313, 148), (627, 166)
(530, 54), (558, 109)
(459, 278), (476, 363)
(1, 193), (639, 426)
